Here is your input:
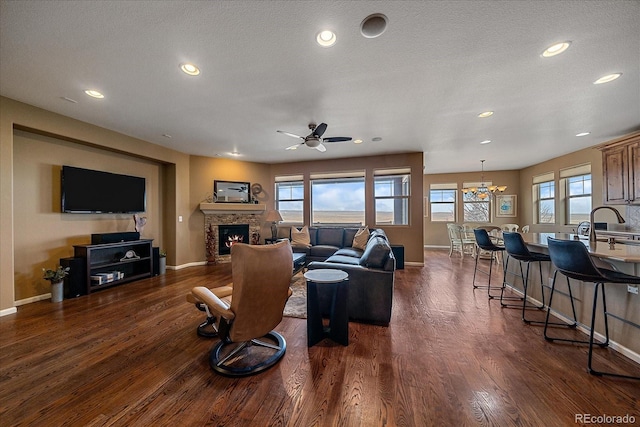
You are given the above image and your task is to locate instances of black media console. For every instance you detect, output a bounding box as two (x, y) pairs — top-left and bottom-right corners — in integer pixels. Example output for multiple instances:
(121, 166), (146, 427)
(73, 237), (153, 294)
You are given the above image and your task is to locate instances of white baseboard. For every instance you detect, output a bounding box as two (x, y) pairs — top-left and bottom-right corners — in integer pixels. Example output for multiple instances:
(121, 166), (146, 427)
(512, 289), (640, 366)
(167, 261), (207, 271)
(404, 261), (424, 267)
(424, 245), (449, 250)
(14, 293), (52, 306)
(0, 307), (18, 317)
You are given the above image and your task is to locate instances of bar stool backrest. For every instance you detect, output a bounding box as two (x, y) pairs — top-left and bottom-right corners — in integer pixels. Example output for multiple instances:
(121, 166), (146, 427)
(546, 238), (603, 282)
(502, 232), (533, 259)
(474, 228), (501, 251)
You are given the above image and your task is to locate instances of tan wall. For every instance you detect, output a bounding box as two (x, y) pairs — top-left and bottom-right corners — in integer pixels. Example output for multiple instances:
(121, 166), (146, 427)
(423, 170), (521, 246)
(13, 130), (164, 300)
(188, 156), (271, 261)
(269, 153), (424, 264)
(0, 96), (190, 311)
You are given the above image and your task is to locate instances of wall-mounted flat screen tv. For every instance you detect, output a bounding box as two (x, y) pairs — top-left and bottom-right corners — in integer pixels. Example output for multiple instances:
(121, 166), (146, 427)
(61, 165), (146, 213)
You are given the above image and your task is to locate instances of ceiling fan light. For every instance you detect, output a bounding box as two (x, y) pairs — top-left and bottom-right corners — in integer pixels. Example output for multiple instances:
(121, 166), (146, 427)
(305, 137), (321, 148)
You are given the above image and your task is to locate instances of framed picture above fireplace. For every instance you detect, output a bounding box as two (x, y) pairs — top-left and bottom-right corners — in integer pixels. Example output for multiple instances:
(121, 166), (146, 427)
(214, 180), (251, 203)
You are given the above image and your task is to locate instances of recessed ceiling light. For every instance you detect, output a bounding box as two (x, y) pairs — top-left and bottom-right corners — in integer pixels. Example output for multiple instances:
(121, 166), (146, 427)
(354, 139), (363, 144)
(593, 73), (621, 84)
(576, 132), (590, 137)
(542, 41), (571, 57)
(372, 137), (382, 142)
(477, 111), (493, 118)
(84, 90), (104, 99)
(180, 63), (200, 76)
(480, 140), (492, 144)
(316, 30), (336, 47)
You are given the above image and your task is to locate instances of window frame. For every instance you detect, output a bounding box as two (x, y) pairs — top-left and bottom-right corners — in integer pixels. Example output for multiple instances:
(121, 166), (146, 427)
(374, 171), (411, 226)
(429, 185), (457, 222)
(310, 172), (366, 226)
(274, 177), (304, 224)
(566, 173), (592, 225)
(536, 180), (556, 224)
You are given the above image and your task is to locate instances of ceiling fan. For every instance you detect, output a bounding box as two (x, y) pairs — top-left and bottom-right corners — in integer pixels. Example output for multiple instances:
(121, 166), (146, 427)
(277, 123), (352, 152)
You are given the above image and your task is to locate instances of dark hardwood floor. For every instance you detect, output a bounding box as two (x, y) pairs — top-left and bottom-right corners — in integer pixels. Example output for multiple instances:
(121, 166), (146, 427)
(1, 250), (638, 426)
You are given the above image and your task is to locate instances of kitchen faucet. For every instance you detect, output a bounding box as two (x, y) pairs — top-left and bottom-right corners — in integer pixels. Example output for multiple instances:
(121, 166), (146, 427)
(589, 206), (625, 242)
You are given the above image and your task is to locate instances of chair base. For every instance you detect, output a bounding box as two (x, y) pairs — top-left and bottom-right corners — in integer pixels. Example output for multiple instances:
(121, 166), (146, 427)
(209, 331), (286, 377)
(194, 302), (219, 337)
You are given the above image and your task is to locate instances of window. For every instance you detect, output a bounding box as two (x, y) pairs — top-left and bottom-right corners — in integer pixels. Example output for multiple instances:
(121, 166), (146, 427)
(429, 184), (456, 222)
(310, 172), (365, 225)
(537, 181), (555, 223)
(374, 169), (410, 225)
(567, 174), (592, 224)
(275, 176), (303, 223)
(462, 182), (490, 222)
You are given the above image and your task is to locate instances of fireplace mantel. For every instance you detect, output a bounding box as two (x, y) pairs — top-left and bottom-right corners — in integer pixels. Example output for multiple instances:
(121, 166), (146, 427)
(199, 202), (266, 215)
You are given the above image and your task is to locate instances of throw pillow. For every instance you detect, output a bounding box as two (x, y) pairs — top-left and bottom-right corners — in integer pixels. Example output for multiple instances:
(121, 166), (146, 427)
(291, 226), (311, 248)
(352, 226), (370, 250)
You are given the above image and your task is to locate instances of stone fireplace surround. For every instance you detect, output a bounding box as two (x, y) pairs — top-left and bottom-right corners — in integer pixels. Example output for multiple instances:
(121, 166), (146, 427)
(200, 203), (266, 263)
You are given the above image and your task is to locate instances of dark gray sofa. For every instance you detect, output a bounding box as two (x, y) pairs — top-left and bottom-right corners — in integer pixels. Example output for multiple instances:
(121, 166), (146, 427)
(279, 226), (395, 325)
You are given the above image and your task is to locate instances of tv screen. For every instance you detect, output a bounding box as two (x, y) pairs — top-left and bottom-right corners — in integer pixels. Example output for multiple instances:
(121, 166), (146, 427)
(61, 166), (146, 213)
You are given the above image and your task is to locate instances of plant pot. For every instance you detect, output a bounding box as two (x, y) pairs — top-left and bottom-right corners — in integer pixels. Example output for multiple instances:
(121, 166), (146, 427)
(51, 281), (64, 303)
(159, 257), (166, 275)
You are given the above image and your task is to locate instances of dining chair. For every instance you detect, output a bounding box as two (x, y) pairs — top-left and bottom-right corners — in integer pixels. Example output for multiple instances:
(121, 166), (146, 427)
(446, 223), (476, 258)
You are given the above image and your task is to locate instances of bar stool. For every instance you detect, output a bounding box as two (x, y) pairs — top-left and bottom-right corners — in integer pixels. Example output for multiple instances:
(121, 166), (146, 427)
(546, 237), (640, 380)
(502, 232), (577, 327)
(472, 228), (505, 298)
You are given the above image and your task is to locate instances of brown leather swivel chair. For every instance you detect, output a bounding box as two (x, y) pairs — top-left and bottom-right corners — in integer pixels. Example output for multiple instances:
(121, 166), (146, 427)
(190, 240), (293, 376)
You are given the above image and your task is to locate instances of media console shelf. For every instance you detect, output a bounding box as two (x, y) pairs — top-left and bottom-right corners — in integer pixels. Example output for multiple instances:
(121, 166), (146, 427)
(74, 239), (153, 294)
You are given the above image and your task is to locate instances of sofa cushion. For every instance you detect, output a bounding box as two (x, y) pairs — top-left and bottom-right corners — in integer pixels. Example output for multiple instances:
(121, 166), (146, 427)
(316, 228), (344, 247)
(325, 254), (361, 265)
(369, 229), (388, 241)
(309, 245), (341, 259)
(352, 226), (370, 250)
(291, 226), (311, 248)
(359, 236), (390, 269)
(333, 248), (364, 258)
(343, 228), (359, 247)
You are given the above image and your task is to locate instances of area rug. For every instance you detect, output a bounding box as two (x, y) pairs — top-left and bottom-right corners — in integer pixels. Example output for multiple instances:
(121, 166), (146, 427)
(283, 274), (306, 318)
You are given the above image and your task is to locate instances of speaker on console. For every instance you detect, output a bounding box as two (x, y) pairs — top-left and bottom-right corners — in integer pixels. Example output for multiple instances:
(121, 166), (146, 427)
(152, 247), (160, 276)
(91, 232), (140, 244)
(60, 257), (87, 299)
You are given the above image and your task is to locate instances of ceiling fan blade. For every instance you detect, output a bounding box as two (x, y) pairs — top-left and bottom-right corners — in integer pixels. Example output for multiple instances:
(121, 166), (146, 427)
(285, 143), (303, 150)
(315, 143), (327, 152)
(277, 130), (305, 140)
(313, 123), (327, 138)
(323, 136), (352, 143)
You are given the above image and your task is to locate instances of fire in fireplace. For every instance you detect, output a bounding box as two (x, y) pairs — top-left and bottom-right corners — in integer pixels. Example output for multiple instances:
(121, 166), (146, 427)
(218, 224), (250, 255)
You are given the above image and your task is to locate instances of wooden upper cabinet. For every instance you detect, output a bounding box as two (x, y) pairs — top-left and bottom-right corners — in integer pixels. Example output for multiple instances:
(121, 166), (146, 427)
(600, 133), (640, 205)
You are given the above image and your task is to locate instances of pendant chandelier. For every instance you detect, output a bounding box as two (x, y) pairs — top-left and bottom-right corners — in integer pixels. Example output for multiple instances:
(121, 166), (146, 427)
(461, 160), (507, 200)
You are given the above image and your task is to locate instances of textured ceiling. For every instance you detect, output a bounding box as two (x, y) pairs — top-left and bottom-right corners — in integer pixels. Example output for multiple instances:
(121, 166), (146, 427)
(1, 1), (639, 173)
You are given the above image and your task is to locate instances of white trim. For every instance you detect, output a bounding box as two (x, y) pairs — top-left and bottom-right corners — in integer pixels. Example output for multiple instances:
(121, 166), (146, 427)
(15, 293), (51, 306)
(167, 261), (207, 271)
(424, 245), (449, 250)
(0, 307), (18, 317)
(404, 261), (424, 267)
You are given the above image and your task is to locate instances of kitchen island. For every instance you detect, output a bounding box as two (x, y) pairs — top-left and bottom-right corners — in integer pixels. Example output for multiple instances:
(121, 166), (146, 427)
(504, 232), (640, 361)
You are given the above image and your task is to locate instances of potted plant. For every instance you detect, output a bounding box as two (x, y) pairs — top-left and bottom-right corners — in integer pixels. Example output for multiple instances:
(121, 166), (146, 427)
(42, 265), (70, 302)
(159, 250), (167, 275)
